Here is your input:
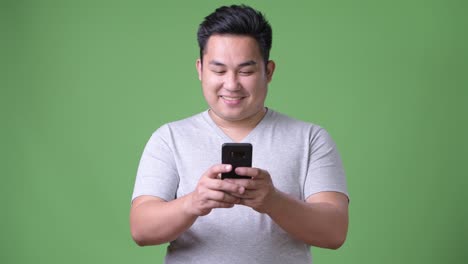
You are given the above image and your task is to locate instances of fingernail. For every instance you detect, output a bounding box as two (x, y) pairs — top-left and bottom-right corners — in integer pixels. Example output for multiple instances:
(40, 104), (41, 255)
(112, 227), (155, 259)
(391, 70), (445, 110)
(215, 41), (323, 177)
(225, 164), (231, 170)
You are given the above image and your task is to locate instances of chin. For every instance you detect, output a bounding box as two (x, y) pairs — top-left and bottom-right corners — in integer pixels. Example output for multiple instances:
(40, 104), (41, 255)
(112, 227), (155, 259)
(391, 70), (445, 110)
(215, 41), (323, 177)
(212, 109), (245, 121)
(221, 113), (245, 121)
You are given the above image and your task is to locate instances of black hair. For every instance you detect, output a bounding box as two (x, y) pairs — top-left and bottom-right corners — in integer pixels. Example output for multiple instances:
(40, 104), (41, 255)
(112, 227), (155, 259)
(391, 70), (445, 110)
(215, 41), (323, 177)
(197, 5), (272, 64)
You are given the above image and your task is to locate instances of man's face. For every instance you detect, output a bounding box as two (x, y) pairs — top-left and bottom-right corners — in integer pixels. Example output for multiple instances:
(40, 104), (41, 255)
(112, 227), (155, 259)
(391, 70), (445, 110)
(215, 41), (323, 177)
(196, 35), (275, 123)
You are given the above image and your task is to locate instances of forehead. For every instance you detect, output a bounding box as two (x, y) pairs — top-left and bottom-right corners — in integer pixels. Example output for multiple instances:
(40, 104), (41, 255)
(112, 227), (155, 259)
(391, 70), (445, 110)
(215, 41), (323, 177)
(203, 34), (262, 63)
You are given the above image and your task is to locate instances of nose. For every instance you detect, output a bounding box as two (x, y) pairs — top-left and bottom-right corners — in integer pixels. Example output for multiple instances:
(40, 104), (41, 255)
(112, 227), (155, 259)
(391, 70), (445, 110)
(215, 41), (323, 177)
(223, 72), (241, 92)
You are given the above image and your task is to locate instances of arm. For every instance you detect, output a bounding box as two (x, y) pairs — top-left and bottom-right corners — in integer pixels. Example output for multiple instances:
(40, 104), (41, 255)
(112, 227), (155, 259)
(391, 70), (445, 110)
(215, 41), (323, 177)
(130, 195), (197, 246)
(130, 164), (245, 246)
(230, 167), (349, 249)
(267, 190), (348, 249)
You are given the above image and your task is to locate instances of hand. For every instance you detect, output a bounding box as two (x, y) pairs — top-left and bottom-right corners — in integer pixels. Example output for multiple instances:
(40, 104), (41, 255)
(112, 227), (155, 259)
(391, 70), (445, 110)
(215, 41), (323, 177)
(185, 164), (245, 217)
(226, 167), (278, 214)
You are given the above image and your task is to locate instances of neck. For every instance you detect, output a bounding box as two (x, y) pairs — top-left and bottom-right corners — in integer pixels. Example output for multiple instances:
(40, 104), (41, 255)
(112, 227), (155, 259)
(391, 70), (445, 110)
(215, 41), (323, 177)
(209, 108), (267, 141)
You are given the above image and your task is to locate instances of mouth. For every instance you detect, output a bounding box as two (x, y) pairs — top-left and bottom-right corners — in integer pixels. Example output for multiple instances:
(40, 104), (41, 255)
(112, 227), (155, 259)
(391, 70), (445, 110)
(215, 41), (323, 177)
(219, 95), (246, 105)
(220, 96), (244, 101)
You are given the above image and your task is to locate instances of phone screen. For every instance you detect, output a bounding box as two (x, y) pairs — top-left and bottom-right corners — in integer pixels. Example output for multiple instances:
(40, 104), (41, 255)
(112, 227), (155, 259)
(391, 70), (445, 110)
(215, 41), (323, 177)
(221, 143), (252, 179)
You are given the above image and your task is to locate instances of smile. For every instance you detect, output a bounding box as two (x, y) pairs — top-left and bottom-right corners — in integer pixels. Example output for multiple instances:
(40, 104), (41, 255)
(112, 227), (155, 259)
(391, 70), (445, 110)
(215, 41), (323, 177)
(220, 96), (245, 101)
(219, 95), (246, 106)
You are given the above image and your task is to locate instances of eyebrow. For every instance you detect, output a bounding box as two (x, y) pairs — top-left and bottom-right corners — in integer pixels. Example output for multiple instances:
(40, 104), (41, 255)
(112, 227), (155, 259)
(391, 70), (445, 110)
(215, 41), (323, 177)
(208, 60), (257, 67)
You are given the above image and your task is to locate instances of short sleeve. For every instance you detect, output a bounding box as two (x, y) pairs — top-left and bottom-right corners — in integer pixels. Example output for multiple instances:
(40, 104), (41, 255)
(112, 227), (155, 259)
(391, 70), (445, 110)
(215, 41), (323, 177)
(304, 128), (348, 200)
(131, 125), (179, 202)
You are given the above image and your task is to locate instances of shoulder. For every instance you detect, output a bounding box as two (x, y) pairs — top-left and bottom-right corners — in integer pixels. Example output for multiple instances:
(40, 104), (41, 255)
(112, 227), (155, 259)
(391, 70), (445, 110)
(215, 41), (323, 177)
(267, 109), (325, 136)
(142, 111), (208, 147)
(152, 111), (206, 135)
(266, 109), (338, 149)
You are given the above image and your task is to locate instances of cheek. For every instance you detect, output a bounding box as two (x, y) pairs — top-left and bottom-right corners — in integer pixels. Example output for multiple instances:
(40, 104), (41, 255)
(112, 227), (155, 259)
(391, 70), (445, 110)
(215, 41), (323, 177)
(245, 78), (267, 95)
(202, 74), (221, 88)
(202, 77), (222, 99)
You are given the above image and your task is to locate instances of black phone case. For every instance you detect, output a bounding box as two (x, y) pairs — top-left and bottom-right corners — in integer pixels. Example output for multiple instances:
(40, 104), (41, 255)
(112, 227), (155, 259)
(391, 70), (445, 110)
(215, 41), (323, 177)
(221, 143), (252, 179)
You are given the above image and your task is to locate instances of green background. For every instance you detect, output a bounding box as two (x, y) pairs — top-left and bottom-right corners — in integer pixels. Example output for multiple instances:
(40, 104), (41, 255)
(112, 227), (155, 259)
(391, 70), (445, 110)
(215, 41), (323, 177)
(2, 0), (467, 263)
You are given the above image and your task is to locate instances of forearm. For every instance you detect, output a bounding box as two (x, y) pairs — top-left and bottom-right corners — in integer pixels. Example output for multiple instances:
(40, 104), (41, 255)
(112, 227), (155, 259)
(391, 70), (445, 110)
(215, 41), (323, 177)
(130, 195), (197, 246)
(266, 191), (348, 249)
(130, 165), (245, 246)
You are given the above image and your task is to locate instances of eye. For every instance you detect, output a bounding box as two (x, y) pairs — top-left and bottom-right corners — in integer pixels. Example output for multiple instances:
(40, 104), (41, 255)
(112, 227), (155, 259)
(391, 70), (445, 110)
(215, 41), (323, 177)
(239, 71), (253, 76)
(212, 70), (226, 75)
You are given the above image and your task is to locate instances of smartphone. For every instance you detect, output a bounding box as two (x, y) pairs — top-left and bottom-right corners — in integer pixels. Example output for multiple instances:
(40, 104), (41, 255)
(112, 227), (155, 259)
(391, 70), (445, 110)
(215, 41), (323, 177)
(221, 143), (253, 179)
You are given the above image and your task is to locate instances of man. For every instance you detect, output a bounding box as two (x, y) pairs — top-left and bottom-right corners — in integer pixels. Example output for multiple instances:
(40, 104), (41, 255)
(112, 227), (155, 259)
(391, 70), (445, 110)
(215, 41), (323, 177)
(130, 5), (349, 263)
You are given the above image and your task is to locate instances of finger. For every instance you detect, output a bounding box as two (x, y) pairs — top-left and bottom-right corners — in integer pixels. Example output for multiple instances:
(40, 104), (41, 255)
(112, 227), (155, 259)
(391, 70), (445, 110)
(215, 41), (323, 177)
(208, 190), (241, 204)
(235, 190), (256, 199)
(237, 198), (253, 207)
(205, 164), (232, 179)
(204, 178), (245, 194)
(203, 200), (237, 209)
(225, 178), (256, 190)
(235, 167), (264, 179)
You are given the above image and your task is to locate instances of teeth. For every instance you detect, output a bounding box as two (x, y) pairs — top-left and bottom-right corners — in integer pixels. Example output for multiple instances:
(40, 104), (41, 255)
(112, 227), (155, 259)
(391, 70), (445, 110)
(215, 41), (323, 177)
(222, 96), (241, 100)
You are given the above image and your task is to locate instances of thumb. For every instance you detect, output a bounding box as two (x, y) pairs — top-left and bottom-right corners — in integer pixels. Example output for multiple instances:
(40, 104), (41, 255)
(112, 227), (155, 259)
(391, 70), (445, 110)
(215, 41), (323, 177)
(206, 164), (232, 179)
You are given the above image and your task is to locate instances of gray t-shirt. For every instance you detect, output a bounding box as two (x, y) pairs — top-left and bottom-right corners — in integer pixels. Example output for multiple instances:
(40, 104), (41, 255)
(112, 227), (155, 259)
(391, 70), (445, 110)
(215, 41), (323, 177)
(132, 109), (348, 264)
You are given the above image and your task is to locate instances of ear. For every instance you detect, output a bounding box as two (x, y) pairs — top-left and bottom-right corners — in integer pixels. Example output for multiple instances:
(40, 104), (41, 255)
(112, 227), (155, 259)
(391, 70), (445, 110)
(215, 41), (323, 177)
(196, 59), (202, 81)
(266, 60), (276, 83)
